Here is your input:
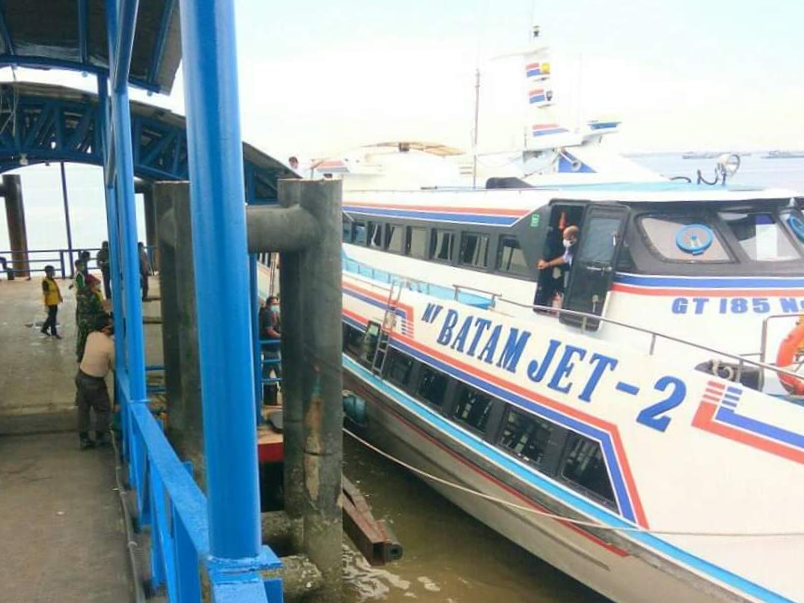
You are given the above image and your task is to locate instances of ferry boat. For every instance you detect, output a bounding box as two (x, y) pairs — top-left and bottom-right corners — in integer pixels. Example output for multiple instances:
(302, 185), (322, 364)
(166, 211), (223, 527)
(291, 24), (804, 603)
(335, 181), (804, 603)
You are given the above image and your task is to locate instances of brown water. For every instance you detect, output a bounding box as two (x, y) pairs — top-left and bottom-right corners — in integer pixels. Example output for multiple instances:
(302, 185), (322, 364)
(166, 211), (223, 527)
(342, 436), (610, 603)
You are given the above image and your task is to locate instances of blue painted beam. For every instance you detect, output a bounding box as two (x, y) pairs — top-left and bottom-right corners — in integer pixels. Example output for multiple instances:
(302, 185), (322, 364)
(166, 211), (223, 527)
(148, 0), (175, 85)
(112, 0), (141, 93)
(77, 0), (89, 64)
(106, 0), (147, 403)
(0, 1), (14, 56)
(0, 58), (163, 94)
(178, 0), (262, 560)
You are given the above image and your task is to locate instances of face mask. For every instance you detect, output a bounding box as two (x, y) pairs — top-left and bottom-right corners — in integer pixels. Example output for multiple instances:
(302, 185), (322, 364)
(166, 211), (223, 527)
(563, 239), (575, 248)
(270, 304), (279, 312)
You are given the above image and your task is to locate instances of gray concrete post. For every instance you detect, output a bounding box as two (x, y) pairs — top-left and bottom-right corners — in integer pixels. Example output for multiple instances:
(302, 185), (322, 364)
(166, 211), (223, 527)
(297, 180), (344, 602)
(277, 183), (306, 551)
(3, 176), (29, 277)
(154, 182), (205, 488)
(140, 183), (159, 273)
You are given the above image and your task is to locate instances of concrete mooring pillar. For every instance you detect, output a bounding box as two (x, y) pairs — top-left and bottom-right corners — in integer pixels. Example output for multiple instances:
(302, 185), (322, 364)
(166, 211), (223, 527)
(3, 175), (29, 278)
(140, 182), (159, 273)
(155, 182), (205, 488)
(248, 179), (343, 602)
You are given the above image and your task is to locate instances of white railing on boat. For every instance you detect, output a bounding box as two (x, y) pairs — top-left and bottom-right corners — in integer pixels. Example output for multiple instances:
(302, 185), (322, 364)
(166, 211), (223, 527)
(453, 283), (804, 392)
(342, 255), (804, 393)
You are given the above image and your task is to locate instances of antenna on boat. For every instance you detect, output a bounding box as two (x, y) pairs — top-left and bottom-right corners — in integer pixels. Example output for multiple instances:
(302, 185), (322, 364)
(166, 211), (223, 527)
(472, 68), (481, 189)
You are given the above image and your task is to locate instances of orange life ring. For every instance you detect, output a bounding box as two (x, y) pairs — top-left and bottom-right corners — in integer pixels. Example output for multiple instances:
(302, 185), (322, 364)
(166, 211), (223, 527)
(776, 319), (804, 395)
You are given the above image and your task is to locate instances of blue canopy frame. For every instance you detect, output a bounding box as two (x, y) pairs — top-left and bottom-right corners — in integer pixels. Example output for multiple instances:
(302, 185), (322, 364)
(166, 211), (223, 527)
(0, 1), (283, 601)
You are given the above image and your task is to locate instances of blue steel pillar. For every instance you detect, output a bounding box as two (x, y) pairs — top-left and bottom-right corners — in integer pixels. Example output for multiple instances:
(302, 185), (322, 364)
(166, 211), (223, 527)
(106, 0), (147, 405)
(178, 0), (261, 559)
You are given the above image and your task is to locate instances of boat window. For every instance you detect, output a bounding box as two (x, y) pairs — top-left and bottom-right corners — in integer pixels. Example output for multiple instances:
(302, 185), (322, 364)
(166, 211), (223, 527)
(459, 232), (490, 269)
(342, 218), (353, 243)
(719, 211), (799, 262)
(560, 433), (615, 506)
(640, 216), (730, 262)
(407, 226), (429, 259)
(353, 221), (368, 246)
(498, 407), (554, 467)
(416, 365), (449, 407)
(385, 224), (405, 254)
(343, 324), (364, 357)
(431, 229), (456, 263)
(359, 322), (381, 365)
(368, 223), (384, 249)
(578, 217), (622, 264)
(496, 235), (530, 277)
(452, 386), (493, 434)
(386, 351), (415, 387)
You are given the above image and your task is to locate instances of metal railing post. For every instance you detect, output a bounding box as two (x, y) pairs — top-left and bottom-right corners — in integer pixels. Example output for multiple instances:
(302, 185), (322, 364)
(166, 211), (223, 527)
(178, 0), (261, 560)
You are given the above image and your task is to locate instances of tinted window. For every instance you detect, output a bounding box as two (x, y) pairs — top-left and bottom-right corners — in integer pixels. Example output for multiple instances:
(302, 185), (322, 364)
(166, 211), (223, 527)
(386, 224), (405, 254)
(360, 322), (381, 365)
(720, 212), (799, 262)
(343, 324), (364, 357)
(387, 351), (415, 387)
(353, 221), (368, 245)
(432, 229), (455, 263)
(497, 236), (529, 276)
(641, 216), (730, 262)
(342, 219), (353, 243)
(407, 226), (429, 259)
(578, 217), (621, 263)
(561, 434), (615, 505)
(499, 408), (554, 467)
(459, 233), (490, 268)
(452, 387), (493, 433)
(416, 366), (449, 407)
(368, 223), (384, 249)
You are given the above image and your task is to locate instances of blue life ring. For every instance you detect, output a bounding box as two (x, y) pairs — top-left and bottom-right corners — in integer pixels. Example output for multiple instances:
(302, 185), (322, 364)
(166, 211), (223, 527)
(787, 215), (804, 243)
(675, 224), (714, 256)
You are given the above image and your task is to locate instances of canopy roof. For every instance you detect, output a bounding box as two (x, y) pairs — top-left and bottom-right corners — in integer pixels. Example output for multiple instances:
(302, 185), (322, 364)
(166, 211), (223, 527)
(0, 0), (181, 93)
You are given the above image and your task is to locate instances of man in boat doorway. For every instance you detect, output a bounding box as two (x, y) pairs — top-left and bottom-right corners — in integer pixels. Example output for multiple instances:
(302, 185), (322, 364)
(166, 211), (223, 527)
(259, 296), (282, 406)
(75, 314), (114, 450)
(536, 225), (579, 307)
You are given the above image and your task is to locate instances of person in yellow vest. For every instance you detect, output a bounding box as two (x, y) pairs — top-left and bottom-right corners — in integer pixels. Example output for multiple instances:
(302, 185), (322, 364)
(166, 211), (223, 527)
(41, 265), (63, 339)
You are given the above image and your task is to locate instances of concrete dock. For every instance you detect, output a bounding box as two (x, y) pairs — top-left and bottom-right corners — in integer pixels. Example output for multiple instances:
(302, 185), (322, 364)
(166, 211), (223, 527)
(0, 277), (162, 602)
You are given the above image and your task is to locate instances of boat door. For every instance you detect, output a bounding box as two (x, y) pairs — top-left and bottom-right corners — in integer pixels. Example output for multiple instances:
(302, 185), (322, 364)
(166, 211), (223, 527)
(560, 204), (629, 330)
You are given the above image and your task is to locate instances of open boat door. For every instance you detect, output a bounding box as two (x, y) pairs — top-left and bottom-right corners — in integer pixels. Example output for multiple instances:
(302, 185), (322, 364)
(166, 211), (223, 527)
(560, 203), (629, 330)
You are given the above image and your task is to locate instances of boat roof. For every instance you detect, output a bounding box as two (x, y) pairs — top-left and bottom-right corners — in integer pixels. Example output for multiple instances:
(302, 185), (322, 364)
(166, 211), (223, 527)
(347, 182), (800, 205)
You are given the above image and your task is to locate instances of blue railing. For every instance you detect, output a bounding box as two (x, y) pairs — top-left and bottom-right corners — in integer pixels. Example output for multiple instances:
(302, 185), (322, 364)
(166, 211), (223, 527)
(118, 374), (282, 601)
(0, 245), (157, 279)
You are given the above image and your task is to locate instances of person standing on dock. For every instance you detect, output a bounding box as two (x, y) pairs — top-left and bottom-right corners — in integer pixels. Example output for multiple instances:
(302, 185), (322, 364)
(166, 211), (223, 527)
(76, 276), (106, 362)
(75, 314), (115, 449)
(40, 265), (63, 339)
(96, 241), (111, 300)
(138, 242), (150, 301)
(259, 295), (282, 405)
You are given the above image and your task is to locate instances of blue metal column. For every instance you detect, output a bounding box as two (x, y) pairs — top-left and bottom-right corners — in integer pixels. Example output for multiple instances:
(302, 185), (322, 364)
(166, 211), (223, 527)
(178, 0), (261, 558)
(106, 0), (147, 405)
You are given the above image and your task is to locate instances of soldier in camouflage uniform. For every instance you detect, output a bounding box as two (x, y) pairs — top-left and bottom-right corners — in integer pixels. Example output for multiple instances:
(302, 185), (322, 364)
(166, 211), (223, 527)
(76, 276), (106, 362)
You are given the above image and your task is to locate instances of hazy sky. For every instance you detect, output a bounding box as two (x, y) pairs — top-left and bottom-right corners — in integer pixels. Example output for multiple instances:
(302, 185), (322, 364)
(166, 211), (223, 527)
(1, 0), (802, 251)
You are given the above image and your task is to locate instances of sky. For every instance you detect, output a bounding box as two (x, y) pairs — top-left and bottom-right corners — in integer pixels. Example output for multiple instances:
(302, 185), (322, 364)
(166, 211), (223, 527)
(1, 0), (803, 251)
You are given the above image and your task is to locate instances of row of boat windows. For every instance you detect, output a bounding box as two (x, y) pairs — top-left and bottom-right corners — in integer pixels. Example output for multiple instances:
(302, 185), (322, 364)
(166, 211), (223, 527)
(343, 219), (531, 277)
(343, 323), (617, 509)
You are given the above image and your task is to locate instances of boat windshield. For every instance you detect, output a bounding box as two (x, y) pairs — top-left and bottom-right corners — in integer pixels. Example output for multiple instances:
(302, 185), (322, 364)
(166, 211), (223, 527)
(719, 211), (800, 262)
(640, 215), (731, 262)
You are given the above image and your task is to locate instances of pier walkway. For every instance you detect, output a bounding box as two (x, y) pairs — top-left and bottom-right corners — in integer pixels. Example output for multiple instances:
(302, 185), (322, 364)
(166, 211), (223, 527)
(0, 277), (162, 602)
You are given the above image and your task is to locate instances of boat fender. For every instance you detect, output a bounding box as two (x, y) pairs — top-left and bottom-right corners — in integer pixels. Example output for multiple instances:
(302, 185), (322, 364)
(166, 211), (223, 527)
(776, 319), (804, 395)
(343, 390), (368, 426)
